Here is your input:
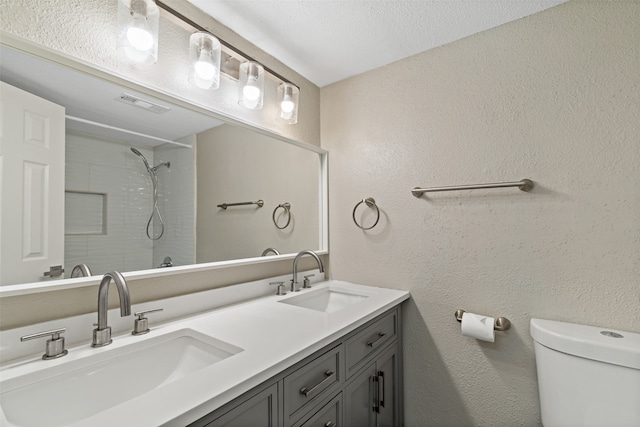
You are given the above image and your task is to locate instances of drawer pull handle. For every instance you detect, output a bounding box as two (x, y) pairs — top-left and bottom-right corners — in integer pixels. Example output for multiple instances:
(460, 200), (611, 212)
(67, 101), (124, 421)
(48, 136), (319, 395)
(325, 422), (337, 427)
(300, 370), (335, 398)
(366, 332), (386, 348)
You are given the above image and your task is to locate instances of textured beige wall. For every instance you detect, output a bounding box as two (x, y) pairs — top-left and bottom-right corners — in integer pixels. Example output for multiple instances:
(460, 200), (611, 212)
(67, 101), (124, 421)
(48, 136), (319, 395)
(0, 0), (321, 329)
(196, 124), (320, 262)
(321, 2), (640, 426)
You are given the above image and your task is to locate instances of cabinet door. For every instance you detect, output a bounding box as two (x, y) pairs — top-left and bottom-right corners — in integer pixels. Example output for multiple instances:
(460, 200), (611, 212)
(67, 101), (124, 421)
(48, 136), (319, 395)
(344, 363), (377, 427)
(203, 383), (279, 427)
(375, 346), (399, 427)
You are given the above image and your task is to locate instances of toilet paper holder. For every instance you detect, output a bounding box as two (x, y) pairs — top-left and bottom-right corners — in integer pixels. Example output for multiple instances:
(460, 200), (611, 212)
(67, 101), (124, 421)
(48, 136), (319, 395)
(455, 309), (511, 331)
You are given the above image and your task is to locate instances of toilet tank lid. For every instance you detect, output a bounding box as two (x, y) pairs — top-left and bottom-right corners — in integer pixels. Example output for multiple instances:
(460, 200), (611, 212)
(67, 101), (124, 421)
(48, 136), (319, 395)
(530, 319), (640, 370)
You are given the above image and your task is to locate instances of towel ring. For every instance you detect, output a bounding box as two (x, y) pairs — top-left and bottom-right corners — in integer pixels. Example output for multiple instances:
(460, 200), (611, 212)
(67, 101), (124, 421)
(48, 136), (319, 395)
(273, 203), (292, 229)
(352, 197), (380, 230)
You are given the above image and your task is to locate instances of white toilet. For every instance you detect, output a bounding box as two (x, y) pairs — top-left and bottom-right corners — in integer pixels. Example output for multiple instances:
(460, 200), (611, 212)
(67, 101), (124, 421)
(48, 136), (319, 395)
(530, 318), (640, 426)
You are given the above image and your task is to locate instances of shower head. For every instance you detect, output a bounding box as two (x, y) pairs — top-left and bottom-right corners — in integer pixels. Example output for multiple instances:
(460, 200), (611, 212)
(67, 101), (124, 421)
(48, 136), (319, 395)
(131, 147), (152, 172)
(151, 162), (170, 172)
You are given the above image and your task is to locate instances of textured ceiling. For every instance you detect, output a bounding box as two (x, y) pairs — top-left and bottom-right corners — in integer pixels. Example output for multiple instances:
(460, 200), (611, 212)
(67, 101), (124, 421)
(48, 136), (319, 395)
(186, 0), (567, 87)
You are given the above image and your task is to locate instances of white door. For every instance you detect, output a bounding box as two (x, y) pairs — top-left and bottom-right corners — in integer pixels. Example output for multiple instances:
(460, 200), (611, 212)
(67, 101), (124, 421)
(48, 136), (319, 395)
(0, 82), (65, 285)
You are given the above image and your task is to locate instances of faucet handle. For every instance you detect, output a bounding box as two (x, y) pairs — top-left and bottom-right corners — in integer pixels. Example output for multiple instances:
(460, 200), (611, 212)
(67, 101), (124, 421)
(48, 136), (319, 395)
(132, 308), (163, 336)
(269, 281), (286, 295)
(303, 274), (315, 289)
(21, 328), (68, 360)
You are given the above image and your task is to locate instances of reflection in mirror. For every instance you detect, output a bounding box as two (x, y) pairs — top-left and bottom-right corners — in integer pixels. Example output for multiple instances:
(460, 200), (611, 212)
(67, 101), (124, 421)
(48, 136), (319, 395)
(0, 43), (325, 288)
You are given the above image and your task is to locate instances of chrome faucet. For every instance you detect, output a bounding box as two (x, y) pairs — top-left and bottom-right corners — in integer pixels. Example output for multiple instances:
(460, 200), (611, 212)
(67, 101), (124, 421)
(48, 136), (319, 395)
(92, 271), (131, 347)
(291, 250), (324, 292)
(70, 263), (92, 278)
(261, 247), (280, 256)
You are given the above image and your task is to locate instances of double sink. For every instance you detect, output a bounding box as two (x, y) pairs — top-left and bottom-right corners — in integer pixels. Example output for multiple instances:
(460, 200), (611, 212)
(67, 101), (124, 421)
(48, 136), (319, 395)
(0, 285), (373, 426)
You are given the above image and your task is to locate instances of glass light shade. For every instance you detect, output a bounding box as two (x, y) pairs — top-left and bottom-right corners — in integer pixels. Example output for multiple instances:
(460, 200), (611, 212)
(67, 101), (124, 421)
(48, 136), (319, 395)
(189, 32), (221, 90)
(117, 0), (159, 66)
(238, 61), (264, 110)
(277, 83), (300, 124)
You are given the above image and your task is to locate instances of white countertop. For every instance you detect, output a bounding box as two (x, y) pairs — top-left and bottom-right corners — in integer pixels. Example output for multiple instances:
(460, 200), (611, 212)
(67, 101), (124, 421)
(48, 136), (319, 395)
(0, 280), (409, 426)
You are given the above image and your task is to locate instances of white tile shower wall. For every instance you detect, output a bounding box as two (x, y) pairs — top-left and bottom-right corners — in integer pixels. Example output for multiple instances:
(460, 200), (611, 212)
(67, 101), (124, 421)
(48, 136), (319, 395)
(65, 133), (154, 276)
(152, 138), (196, 269)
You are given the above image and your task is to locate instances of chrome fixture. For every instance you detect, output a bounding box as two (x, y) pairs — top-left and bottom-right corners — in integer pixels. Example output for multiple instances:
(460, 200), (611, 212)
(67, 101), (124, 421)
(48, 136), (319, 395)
(412, 179), (534, 197)
(352, 197), (380, 230)
(92, 271), (132, 347)
(272, 203), (292, 229)
(157, 256), (173, 268)
(303, 274), (315, 289)
(43, 265), (64, 278)
(20, 328), (68, 360)
(131, 147), (170, 240)
(217, 199), (264, 209)
(455, 309), (511, 331)
(138, 1), (301, 123)
(70, 263), (92, 278)
(262, 248), (280, 256)
(269, 281), (286, 295)
(291, 250), (324, 292)
(132, 308), (163, 335)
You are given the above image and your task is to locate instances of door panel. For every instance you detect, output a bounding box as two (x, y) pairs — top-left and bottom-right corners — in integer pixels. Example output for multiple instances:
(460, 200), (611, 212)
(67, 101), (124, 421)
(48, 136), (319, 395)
(0, 82), (65, 285)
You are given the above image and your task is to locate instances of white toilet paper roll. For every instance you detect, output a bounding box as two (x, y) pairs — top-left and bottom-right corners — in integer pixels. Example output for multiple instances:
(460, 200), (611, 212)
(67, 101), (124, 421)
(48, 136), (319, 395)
(461, 312), (495, 342)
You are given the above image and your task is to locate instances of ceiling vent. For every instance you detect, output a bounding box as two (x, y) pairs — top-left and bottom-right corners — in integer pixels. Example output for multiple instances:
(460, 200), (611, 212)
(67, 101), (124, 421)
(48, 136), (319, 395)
(115, 93), (170, 114)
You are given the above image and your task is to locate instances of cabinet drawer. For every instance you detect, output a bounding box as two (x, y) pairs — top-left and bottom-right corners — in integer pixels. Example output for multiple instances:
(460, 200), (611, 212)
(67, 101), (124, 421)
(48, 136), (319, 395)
(295, 393), (342, 427)
(284, 345), (343, 423)
(345, 310), (397, 377)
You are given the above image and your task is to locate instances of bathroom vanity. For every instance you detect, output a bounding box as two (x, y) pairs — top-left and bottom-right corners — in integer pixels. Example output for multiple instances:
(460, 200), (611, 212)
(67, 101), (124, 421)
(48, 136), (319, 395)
(0, 279), (409, 426)
(190, 304), (401, 427)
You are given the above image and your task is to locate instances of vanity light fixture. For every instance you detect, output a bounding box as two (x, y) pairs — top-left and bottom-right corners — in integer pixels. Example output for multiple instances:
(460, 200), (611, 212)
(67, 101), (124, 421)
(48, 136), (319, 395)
(130, 1), (302, 123)
(238, 61), (265, 110)
(277, 83), (299, 124)
(189, 32), (221, 90)
(117, 0), (159, 65)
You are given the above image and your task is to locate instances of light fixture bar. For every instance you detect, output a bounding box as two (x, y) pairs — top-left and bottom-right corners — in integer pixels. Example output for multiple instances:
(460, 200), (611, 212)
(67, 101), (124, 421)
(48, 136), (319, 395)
(155, 0), (299, 90)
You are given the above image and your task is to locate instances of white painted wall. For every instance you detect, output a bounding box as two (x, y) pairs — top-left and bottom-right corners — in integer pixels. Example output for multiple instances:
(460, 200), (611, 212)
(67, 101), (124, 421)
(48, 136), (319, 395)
(321, 2), (640, 425)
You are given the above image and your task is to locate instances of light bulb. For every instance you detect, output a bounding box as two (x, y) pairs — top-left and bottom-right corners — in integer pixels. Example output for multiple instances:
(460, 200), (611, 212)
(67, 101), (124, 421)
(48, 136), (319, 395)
(280, 96), (295, 114)
(127, 14), (153, 51)
(239, 62), (264, 109)
(194, 49), (216, 81)
(243, 79), (261, 101)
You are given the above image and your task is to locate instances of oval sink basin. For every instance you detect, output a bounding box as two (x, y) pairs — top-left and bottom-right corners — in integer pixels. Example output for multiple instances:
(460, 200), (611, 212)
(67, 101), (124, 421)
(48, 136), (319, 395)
(279, 286), (372, 313)
(0, 328), (242, 427)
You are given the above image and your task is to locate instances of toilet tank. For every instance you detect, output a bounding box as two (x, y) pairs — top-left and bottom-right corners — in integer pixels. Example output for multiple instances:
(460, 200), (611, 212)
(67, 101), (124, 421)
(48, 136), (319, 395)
(530, 318), (640, 427)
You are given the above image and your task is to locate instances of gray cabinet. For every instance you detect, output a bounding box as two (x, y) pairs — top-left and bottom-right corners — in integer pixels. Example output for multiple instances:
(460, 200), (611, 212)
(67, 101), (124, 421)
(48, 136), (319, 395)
(284, 345), (343, 426)
(189, 305), (402, 427)
(344, 345), (399, 427)
(293, 393), (342, 427)
(192, 382), (279, 427)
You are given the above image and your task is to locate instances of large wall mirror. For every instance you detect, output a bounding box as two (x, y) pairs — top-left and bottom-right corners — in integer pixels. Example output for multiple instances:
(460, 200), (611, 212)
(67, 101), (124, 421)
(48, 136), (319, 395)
(0, 41), (327, 293)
